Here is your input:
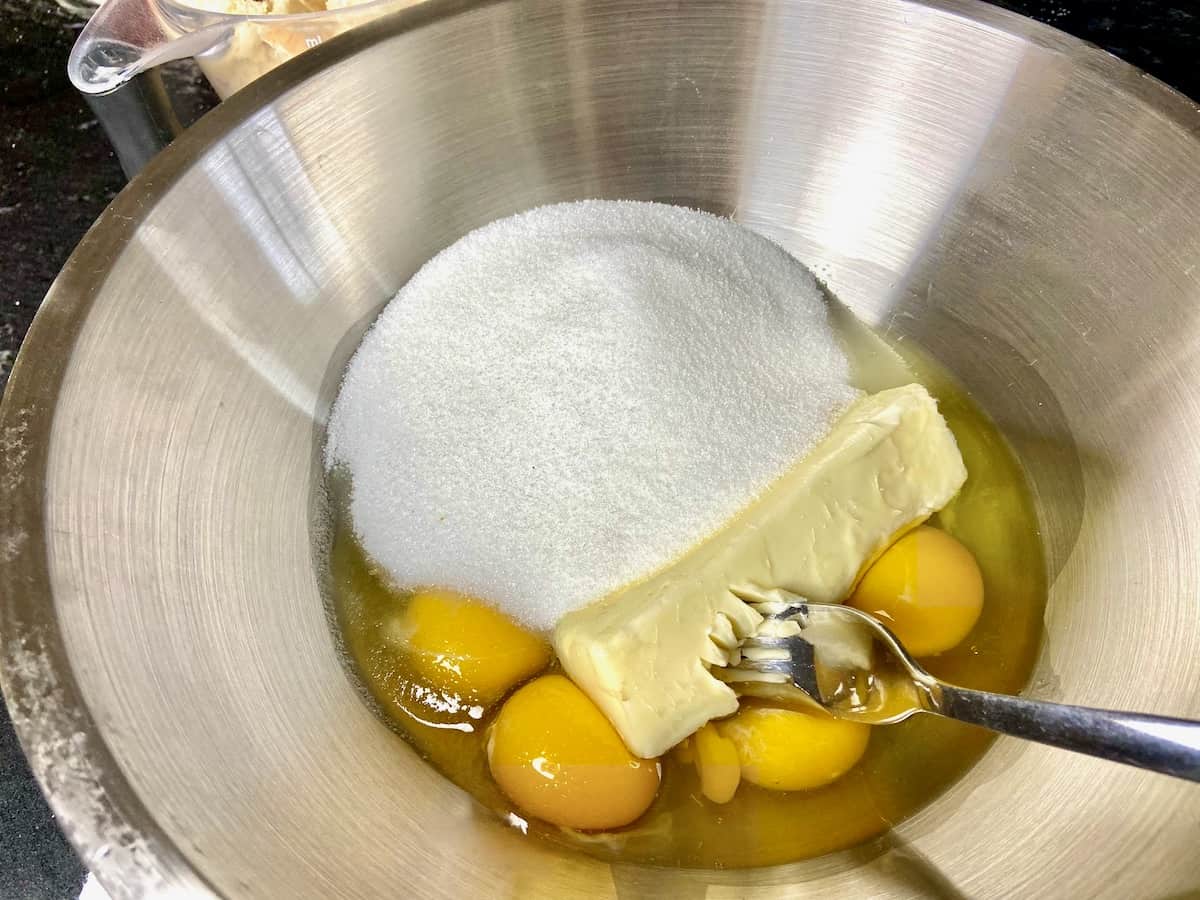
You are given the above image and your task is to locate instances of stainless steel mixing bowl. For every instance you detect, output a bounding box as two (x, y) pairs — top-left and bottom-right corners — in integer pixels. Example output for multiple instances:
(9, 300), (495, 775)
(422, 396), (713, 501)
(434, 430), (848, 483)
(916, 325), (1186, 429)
(3, 0), (1199, 896)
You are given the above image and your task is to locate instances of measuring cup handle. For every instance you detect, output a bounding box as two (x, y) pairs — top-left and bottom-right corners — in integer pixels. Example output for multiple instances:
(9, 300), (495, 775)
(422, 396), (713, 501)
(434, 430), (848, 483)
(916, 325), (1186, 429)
(84, 71), (181, 179)
(69, 0), (233, 95)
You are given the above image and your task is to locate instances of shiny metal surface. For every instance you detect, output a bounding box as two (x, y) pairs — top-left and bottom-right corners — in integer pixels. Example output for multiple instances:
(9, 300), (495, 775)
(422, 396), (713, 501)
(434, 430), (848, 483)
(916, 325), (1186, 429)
(3, 0), (1200, 896)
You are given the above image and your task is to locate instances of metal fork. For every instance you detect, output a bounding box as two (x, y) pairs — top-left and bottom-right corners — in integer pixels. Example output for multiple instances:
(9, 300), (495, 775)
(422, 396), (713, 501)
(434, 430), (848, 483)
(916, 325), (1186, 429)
(729, 589), (1200, 782)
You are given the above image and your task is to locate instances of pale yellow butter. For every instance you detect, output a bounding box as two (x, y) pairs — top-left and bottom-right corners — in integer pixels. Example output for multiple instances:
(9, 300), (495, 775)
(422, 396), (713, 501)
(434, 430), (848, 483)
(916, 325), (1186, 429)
(553, 383), (966, 759)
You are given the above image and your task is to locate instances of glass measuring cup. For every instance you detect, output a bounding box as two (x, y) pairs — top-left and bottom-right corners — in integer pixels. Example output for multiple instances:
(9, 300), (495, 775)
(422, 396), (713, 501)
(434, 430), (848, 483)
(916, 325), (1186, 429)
(69, 0), (419, 98)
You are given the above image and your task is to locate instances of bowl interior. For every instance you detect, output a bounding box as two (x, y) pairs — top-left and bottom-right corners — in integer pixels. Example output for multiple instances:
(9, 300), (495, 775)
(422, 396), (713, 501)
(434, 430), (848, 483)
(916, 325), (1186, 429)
(4, 0), (1200, 897)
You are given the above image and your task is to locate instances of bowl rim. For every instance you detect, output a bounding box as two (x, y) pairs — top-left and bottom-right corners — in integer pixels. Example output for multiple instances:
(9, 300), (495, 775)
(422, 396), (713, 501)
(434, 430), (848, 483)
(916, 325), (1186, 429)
(3, 0), (1199, 896)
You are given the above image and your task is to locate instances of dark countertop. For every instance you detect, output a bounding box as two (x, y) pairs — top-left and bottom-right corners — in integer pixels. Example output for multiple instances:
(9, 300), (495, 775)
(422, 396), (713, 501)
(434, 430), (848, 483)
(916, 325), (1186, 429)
(0, 1), (1197, 897)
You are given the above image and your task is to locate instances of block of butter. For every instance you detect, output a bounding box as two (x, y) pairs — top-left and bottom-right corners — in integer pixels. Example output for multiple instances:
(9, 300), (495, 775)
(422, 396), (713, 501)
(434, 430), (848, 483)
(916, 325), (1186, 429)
(553, 383), (966, 759)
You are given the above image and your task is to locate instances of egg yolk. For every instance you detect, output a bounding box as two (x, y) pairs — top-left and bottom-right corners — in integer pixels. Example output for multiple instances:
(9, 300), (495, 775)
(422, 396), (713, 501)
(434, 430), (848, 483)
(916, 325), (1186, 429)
(848, 525), (984, 657)
(719, 707), (870, 792)
(693, 723), (741, 804)
(487, 675), (661, 830)
(398, 589), (550, 706)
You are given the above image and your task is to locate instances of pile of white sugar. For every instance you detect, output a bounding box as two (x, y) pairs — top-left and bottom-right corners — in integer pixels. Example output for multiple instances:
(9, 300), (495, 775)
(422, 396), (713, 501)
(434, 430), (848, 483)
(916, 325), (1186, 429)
(325, 201), (858, 631)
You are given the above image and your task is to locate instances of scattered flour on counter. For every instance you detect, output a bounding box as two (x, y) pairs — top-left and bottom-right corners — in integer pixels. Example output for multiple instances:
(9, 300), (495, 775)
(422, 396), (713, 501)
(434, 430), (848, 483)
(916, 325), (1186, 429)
(325, 200), (858, 630)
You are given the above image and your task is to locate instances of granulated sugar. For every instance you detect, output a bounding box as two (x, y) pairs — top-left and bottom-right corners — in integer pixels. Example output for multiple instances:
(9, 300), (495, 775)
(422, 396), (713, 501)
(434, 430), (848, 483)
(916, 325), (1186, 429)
(325, 201), (858, 630)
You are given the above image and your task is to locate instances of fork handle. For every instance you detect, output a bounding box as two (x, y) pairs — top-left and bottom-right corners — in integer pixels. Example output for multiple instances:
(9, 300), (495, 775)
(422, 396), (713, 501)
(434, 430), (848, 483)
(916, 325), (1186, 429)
(936, 685), (1200, 782)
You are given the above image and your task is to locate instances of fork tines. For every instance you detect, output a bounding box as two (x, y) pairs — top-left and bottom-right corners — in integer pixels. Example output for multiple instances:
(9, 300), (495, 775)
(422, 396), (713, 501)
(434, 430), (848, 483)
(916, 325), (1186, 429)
(739, 635), (791, 650)
(735, 656), (793, 675)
